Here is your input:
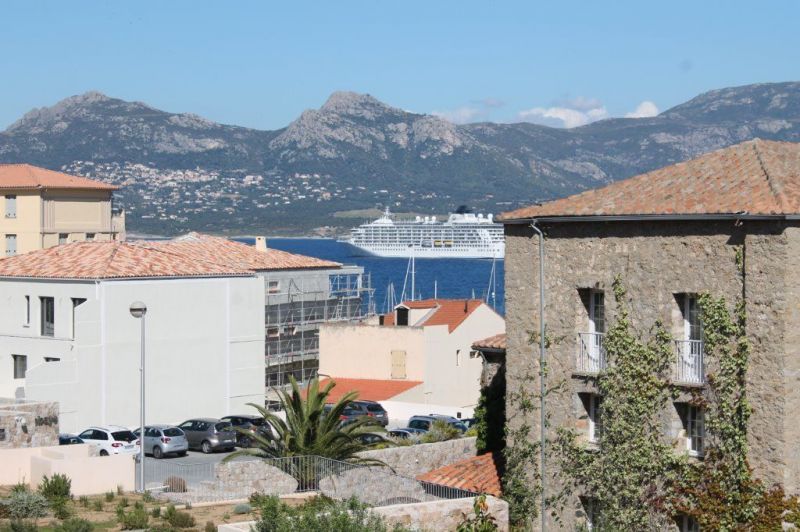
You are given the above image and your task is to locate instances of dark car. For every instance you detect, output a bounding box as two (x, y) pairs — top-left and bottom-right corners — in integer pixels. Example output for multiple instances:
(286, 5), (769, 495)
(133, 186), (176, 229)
(356, 433), (391, 446)
(323, 404), (362, 426)
(408, 415), (467, 433)
(177, 418), (236, 454)
(347, 401), (389, 427)
(221, 415), (269, 447)
(389, 428), (426, 440)
(58, 433), (84, 445)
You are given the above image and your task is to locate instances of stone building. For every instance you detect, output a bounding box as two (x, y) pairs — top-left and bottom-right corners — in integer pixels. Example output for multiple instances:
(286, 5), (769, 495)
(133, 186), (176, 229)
(499, 139), (800, 530)
(0, 398), (58, 448)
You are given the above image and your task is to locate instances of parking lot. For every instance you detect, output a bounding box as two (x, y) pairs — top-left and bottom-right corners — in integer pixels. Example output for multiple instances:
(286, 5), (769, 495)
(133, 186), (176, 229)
(139, 449), (254, 488)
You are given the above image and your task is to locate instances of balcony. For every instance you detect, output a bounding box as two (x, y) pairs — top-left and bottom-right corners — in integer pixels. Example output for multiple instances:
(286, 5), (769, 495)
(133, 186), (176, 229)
(674, 340), (704, 385)
(576, 332), (606, 374)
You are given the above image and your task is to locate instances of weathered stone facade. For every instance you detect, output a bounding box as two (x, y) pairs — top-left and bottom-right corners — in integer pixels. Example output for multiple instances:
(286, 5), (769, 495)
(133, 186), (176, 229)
(0, 398), (58, 448)
(504, 220), (800, 530)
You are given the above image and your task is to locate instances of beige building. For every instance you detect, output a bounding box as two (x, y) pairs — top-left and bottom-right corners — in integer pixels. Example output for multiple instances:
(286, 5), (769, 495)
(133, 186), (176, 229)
(319, 299), (505, 423)
(0, 164), (124, 256)
(499, 139), (800, 530)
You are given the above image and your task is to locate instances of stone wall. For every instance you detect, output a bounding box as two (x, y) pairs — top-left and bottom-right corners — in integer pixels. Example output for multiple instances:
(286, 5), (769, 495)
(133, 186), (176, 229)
(504, 220), (795, 530)
(217, 496), (510, 532)
(0, 398), (59, 448)
(375, 495), (509, 531)
(357, 437), (477, 477)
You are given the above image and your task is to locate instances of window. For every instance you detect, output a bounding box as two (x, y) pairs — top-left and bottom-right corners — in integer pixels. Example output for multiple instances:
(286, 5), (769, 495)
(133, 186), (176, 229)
(5, 195), (16, 218)
(40, 296), (54, 336)
(71, 298), (86, 338)
(456, 349), (461, 367)
(581, 393), (603, 444)
(12, 355), (27, 379)
(44, 357), (60, 362)
(391, 350), (407, 379)
(86, 233), (95, 241)
(679, 514), (700, 532)
(396, 307), (409, 326)
(58, 233), (68, 245)
(24, 295), (30, 326)
(5, 234), (16, 256)
(583, 498), (601, 531)
(268, 280), (280, 294)
(685, 405), (705, 457)
(267, 327), (280, 338)
(589, 290), (605, 334)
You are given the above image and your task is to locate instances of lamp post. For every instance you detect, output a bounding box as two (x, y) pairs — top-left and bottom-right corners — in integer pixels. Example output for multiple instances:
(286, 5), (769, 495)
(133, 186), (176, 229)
(129, 301), (147, 493)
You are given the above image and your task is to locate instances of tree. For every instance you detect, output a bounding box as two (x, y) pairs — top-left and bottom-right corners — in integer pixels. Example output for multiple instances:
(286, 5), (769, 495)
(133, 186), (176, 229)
(224, 377), (387, 465)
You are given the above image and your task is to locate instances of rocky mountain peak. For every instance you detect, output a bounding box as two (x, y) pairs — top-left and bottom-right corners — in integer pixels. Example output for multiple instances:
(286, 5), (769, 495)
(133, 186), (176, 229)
(5, 91), (123, 133)
(319, 91), (401, 119)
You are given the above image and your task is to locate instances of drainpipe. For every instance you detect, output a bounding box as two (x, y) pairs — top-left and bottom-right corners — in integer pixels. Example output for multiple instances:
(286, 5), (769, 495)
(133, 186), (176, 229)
(530, 221), (546, 531)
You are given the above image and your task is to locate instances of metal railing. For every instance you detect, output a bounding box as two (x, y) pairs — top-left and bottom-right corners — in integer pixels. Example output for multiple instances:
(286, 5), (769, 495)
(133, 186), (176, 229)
(139, 454), (477, 506)
(576, 332), (606, 374)
(674, 339), (704, 384)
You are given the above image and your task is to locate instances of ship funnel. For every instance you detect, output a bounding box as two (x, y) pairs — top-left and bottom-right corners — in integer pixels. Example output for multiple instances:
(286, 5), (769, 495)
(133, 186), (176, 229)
(255, 236), (268, 253)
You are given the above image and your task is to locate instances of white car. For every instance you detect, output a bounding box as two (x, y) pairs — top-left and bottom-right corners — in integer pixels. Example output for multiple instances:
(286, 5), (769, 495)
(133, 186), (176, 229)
(77, 425), (140, 456)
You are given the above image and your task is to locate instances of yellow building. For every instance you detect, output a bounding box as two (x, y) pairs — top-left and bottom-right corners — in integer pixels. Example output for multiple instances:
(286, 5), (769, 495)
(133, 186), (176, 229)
(0, 164), (124, 256)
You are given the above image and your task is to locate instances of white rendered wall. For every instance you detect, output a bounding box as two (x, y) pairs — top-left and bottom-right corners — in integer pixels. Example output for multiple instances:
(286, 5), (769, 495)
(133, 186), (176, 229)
(14, 276), (265, 433)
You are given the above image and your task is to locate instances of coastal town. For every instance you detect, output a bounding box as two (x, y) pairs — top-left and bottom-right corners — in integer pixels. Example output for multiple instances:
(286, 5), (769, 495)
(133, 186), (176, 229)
(2, 2), (800, 531)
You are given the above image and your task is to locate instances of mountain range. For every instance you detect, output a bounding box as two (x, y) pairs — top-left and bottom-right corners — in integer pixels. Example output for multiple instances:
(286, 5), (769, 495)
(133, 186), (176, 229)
(1, 82), (799, 235)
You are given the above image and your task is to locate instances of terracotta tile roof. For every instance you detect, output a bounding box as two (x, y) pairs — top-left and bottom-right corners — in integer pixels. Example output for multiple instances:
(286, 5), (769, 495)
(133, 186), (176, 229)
(0, 240), (252, 279)
(0, 232), (340, 279)
(472, 333), (507, 351)
(395, 299), (486, 333)
(0, 164), (118, 191)
(313, 378), (423, 402)
(159, 233), (341, 270)
(500, 139), (800, 221)
(416, 453), (502, 497)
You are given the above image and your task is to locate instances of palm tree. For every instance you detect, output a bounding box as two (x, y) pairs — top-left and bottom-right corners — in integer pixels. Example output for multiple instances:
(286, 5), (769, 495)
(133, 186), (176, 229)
(224, 376), (387, 465)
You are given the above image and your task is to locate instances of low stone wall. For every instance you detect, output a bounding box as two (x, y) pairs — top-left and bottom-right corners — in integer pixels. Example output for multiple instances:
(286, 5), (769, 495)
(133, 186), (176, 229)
(319, 467), (428, 506)
(217, 496), (510, 532)
(164, 460), (298, 504)
(375, 495), (509, 532)
(357, 437), (477, 477)
(0, 398), (59, 449)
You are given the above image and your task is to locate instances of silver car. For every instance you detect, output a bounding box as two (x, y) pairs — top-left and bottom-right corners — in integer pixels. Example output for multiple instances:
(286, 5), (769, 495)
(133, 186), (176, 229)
(134, 425), (188, 459)
(177, 418), (236, 453)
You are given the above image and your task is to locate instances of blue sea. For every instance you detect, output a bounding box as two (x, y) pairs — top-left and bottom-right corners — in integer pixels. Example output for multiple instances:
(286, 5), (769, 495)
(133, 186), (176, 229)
(260, 238), (505, 315)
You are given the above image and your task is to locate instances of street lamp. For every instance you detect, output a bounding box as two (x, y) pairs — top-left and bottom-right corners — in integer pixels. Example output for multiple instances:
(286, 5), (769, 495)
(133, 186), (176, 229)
(129, 301), (147, 493)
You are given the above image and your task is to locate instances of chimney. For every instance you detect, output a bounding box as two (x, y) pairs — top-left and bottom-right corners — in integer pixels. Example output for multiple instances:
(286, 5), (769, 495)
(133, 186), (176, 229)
(464, 299), (468, 313)
(255, 236), (268, 253)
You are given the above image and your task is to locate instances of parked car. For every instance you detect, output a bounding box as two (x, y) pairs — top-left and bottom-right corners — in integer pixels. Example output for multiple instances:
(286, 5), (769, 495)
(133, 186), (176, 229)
(177, 418), (236, 454)
(323, 404), (362, 426)
(347, 400), (389, 427)
(220, 415), (269, 447)
(58, 433), (84, 445)
(77, 426), (139, 456)
(133, 425), (189, 458)
(461, 418), (478, 430)
(356, 433), (391, 446)
(407, 415), (468, 433)
(389, 428), (426, 440)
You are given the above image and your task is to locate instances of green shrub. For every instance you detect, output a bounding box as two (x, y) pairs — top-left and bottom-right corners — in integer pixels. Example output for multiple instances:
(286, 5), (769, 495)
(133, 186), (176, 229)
(117, 497), (129, 509)
(141, 490), (154, 503)
(5, 490), (49, 520)
(50, 495), (73, 520)
(151, 506), (161, 518)
(232, 503), (251, 515)
(53, 517), (95, 532)
(78, 496), (89, 508)
(39, 473), (73, 501)
(420, 420), (462, 443)
(11, 482), (29, 494)
(253, 495), (395, 532)
(118, 507), (149, 530)
(165, 508), (196, 528)
(91, 499), (104, 512)
(104, 491), (114, 502)
(133, 500), (144, 511)
(204, 521), (216, 532)
(8, 521), (39, 532)
(455, 495), (498, 532)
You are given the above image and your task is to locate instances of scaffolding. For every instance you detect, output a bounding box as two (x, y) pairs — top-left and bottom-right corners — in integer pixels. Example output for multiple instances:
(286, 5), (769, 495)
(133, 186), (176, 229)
(264, 269), (374, 397)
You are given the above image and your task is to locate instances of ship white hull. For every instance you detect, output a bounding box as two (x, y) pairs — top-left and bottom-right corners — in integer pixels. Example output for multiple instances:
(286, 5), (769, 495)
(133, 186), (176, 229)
(344, 241), (505, 259)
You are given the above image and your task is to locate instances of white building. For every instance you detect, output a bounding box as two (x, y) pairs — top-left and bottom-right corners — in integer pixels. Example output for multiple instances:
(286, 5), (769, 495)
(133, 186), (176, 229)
(0, 238), (266, 433)
(318, 299), (505, 424)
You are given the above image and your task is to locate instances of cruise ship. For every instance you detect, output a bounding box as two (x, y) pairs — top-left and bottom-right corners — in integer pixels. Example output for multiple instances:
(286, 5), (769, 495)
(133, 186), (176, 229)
(344, 207), (504, 258)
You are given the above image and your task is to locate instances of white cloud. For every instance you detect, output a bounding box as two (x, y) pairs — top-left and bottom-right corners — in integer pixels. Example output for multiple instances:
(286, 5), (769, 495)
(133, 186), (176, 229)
(517, 102), (609, 128)
(625, 100), (659, 118)
(431, 106), (484, 124)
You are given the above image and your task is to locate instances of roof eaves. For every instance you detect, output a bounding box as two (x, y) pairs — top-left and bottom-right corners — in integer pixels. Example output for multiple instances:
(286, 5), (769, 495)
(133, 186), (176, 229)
(500, 213), (790, 224)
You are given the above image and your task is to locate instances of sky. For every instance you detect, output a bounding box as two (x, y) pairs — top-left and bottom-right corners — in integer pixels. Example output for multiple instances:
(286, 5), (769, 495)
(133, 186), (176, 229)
(1, 1), (799, 131)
